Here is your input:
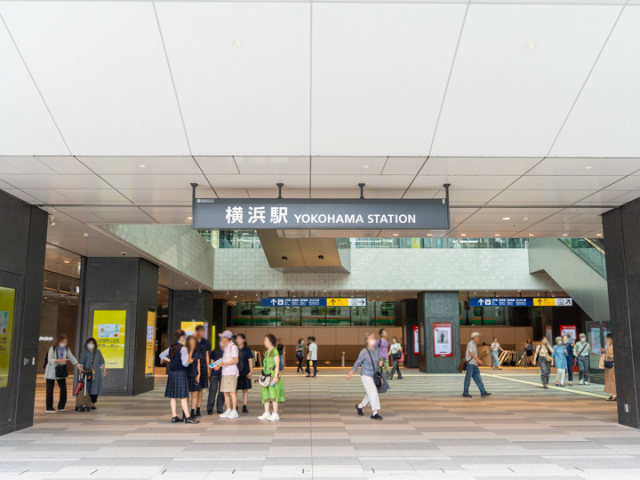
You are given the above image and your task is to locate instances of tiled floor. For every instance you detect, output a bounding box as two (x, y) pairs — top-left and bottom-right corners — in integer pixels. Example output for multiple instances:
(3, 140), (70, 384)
(1, 367), (639, 479)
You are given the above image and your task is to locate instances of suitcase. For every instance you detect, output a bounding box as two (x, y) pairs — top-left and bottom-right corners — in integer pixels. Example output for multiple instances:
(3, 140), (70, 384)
(75, 375), (93, 412)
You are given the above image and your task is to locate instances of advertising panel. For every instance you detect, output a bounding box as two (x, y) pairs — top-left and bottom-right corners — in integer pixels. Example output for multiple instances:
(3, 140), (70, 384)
(181, 320), (206, 339)
(0, 287), (16, 389)
(433, 322), (453, 357)
(93, 310), (127, 369)
(145, 311), (156, 376)
(413, 324), (419, 355)
(560, 325), (577, 342)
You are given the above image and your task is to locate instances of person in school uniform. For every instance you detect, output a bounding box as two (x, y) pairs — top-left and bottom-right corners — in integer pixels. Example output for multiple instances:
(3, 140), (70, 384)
(235, 333), (254, 414)
(194, 325), (210, 417)
(207, 345), (225, 415)
(159, 329), (199, 424)
(186, 335), (202, 419)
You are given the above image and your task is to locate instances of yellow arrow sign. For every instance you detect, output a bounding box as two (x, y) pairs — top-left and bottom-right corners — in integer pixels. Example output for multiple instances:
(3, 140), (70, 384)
(327, 298), (349, 307)
(533, 298), (555, 306)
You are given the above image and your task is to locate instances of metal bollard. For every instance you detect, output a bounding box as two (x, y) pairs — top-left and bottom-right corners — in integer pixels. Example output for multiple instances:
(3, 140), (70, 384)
(341, 352), (346, 367)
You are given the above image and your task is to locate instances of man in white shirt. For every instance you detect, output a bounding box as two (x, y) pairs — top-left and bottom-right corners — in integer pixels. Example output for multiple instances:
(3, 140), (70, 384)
(306, 337), (318, 378)
(463, 332), (491, 398)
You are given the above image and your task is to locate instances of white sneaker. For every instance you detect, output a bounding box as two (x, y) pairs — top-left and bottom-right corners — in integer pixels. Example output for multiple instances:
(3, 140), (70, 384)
(258, 412), (271, 421)
(585, 382), (590, 385)
(268, 413), (280, 422)
(219, 409), (232, 419)
(579, 380), (584, 385)
(227, 410), (239, 419)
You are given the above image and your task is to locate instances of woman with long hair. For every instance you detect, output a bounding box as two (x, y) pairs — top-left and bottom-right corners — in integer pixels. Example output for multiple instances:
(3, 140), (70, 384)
(159, 330), (199, 424)
(185, 335), (202, 419)
(533, 336), (554, 389)
(601, 334), (616, 401)
(295, 338), (305, 373)
(77, 337), (106, 409)
(44, 334), (78, 413)
(389, 336), (403, 380)
(258, 333), (284, 421)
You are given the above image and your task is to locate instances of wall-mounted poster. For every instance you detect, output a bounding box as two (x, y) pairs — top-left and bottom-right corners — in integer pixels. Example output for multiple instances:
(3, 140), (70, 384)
(413, 325), (419, 355)
(145, 311), (156, 375)
(181, 320), (207, 339)
(433, 322), (453, 357)
(560, 325), (577, 342)
(93, 310), (126, 369)
(0, 287), (16, 389)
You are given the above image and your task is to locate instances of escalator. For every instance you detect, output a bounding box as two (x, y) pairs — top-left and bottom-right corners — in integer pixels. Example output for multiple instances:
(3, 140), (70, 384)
(528, 238), (609, 322)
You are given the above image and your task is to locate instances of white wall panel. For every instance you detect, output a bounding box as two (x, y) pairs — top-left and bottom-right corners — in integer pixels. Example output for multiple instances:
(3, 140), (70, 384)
(0, 1), (189, 155)
(311, 3), (466, 156)
(551, 7), (640, 157)
(156, 2), (311, 155)
(432, 4), (620, 156)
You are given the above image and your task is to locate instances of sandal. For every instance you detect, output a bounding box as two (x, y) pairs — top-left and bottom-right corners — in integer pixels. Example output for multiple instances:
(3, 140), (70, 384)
(607, 396), (614, 401)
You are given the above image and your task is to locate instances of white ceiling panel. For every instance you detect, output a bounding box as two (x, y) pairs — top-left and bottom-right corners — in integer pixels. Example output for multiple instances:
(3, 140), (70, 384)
(402, 189), (442, 199)
(0, 19), (68, 155)
(0, 1), (188, 155)
(382, 158), (426, 175)
(155, 2), (310, 155)
(35, 156), (93, 174)
(194, 157), (241, 175)
(101, 174), (207, 190)
(510, 175), (621, 190)
(604, 191), (640, 205)
(411, 175), (519, 190)
(473, 207), (563, 215)
(490, 189), (595, 205)
(574, 189), (632, 205)
(235, 157), (310, 175)
(248, 188), (310, 199)
(77, 157), (202, 175)
(215, 189), (250, 199)
(2, 188), (41, 204)
(528, 157), (640, 176)
(93, 211), (156, 224)
(602, 175), (640, 191)
(432, 4), (620, 156)
(207, 174), (309, 189)
(551, 7), (640, 157)
(117, 188), (194, 203)
(0, 159), (23, 175)
(444, 189), (502, 204)
(312, 174), (414, 189)
(0, 156), (55, 174)
(420, 157), (541, 176)
(463, 212), (552, 224)
(311, 3), (466, 156)
(0, 174), (110, 189)
(144, 212), (192, 224)
(312, 157), (387, 175)
(21, 189), (71, 203)
(52, 188), (129, 203)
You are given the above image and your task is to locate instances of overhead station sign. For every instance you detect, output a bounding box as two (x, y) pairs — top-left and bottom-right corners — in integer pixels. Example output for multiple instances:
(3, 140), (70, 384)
(192, 198), (449, 230)
(262, 297), (367, 307)
(470, 298), (573, 307)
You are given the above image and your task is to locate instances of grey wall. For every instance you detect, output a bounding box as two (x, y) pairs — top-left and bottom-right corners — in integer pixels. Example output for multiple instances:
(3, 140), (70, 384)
(0, 190), (48, 435)
(168, 290), (214, 338)
(37, 304), (78, 374)
(77, 257), (159, 396)
(602, 201), (640, 429)
(417, 291), (461, 374)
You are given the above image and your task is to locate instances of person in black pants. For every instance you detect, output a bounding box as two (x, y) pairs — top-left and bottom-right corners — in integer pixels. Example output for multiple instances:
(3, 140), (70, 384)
(295, 338), (305, 373)
(207, 346), (225, 415)
(44, 334), (78, 413)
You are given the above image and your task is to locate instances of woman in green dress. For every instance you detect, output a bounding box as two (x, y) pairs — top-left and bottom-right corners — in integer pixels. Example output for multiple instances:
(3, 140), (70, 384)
(259, 333), (284, 421)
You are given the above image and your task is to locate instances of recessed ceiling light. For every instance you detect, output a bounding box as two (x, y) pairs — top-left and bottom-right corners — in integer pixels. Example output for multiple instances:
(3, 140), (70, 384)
(562, 233), (568, 237)
(529, 233), (535, 237)
(426, 233), (432, 237)
(392, 233), (398, 237)
(526, 40), (537, 50)
(363, 165), (370, 169)
(495, 234), (501, 237)
(232, 39), (243, 48)
(523, 217), (529, 221)
(585, 166), (592, 170)
(139, 164), (145, 168)
(502, 217), (511, 221)
(83, 233), (89, 237)
(187, 216), (192, 220)
(596, 233), (602, 237)
(63, 260), (70, 264)
(460, 233), (467, 237)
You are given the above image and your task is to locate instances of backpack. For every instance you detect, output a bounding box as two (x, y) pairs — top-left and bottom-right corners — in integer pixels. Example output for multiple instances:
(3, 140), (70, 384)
(233, 343), (245, 371)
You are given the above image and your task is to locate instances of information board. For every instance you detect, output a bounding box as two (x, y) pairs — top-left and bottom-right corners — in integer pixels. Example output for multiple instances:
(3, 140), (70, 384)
(433, 322), (453, 357)
(413, 325), (419, 355)
(145, 311), (156, 376)
(93, 310), (126, 369)
(469, 297), (573, 307)
(560, 325), (577, 342)
(0, 287), (16, 389)
(262, 297), (366, 307)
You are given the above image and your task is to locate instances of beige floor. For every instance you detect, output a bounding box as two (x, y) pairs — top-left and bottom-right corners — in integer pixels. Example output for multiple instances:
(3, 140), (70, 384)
(0, 366), (637, 479)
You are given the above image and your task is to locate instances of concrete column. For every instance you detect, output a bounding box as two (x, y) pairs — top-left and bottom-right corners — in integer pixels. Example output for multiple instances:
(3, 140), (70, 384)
(603, 200), (640, 429)
(77, 257), (159, 396)
(168, 290), (215, 338)
(398, 299), (419, 369)
(417, 291), (461, 374)
(0, 190), (48, 435)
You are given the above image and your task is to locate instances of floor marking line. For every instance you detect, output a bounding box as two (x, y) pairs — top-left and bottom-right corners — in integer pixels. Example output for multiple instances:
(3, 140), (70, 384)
(484, 374), (609, 399)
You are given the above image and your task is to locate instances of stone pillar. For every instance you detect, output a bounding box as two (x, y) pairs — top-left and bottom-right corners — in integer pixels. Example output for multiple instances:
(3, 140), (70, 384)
(77, 257), (159, 396)
(417, 291), (461, 374)
(168, 290), (215, 338)
(0, 190), (48, 435)
(602, 200), (640, 429)
(398, 299), (419, 369)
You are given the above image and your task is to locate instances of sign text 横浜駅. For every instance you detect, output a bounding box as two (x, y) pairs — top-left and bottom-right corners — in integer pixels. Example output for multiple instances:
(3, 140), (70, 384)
(261, 297), (367, 307)
(192, 198), (449, 230)
(469, 298), (573, 307)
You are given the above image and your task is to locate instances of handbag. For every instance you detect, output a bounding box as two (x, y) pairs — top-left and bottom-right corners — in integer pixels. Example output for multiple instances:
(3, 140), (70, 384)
(399, 352), (405, 363)
(258, 350), (277, 387)
(457, 358), (468, 373)
(54, 348), (69, 378)
(366, 348), (388, 393)
(74, 374), (85, 395)
(84, 351), (96, 382)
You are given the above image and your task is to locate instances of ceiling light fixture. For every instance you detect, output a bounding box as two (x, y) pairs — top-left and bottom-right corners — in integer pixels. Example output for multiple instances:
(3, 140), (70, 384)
(426, 233), (432, 237)
(585, 166), (592, 170)
(529, 233), (535, 237)
(502, 217), (511, 221)
(83, 233), (89, 237)
(63, 260), (70, 264)
(562, 233), (568, 237)
(392, 233), (398, 237)
(495, 234), (501, 237)
(139, 164), (146, 168)
(460, 233), (467, 237)
(526, 40), (537, 50)
(233, 39), (243, 48)
(187, 216), (192, 220)
(596, 233), (602, 237)
(363, 165), (370, 169)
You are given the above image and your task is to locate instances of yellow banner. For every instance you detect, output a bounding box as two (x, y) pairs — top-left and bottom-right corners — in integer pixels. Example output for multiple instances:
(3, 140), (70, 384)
(181, 320), (204, 338)
(326, 298), (349, 307)
(145, 311), (156, 375)
(533, 298), (555, 306)
(93, 310), (126, 369)
(0, 287), (16, 389)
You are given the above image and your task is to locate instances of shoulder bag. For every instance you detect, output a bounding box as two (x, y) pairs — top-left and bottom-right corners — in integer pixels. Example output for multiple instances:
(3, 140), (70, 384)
(55, 348), (69, 378)
(366, 348), (388, 393)
(258, 350), (276, 387)
(85, 351), (96, 382)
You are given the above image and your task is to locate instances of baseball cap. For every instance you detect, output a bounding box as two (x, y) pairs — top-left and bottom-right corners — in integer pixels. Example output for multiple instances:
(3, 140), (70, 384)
(219, 330), (233, 339)
(471, 331), (482, 338)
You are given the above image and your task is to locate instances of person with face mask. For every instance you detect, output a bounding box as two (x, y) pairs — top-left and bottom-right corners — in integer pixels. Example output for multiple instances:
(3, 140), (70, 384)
(563, 334), (575, 386)
(346, 332), (383, 420)
(533, 337), (554, 389)
(44, 334), (78, 413)
(552, 336), (568, 387)
(77, 337), (106, 409)
(574, 333), (591, 385)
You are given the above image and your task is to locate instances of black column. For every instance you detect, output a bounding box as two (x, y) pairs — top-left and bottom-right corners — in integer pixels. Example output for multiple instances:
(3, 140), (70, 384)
(417, 291), (461, 374)
(603, 201), (640, 429)
(0, 190), (47, 435)
(398, 299), (419, 369)
(168, 290), (216, 338)
(77, 257), (159, 396)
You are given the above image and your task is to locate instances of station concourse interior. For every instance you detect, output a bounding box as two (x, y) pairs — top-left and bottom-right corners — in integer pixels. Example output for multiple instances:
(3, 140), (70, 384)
(2, 0), (640, 478)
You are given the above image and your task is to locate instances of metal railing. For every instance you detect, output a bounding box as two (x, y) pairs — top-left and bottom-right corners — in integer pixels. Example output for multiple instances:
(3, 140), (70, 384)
(558, 238), (607, 279)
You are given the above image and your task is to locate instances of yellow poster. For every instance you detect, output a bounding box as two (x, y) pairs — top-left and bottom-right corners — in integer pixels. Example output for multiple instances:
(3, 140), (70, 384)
(533, 298), (555, 307)
(145, 311), (156, 375)
(0, 287), (16, 389)
(93, 310), (126, 369)
(181, 320), (204, 338)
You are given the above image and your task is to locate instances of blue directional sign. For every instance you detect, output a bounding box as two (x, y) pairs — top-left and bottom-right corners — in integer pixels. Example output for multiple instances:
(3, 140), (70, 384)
(469, 298), (573, 307)
(261, 297), (367, 307)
